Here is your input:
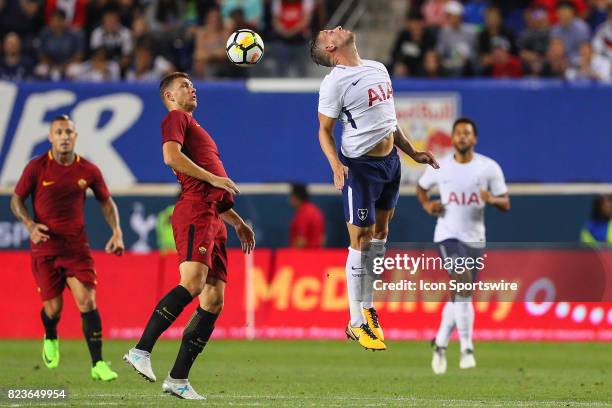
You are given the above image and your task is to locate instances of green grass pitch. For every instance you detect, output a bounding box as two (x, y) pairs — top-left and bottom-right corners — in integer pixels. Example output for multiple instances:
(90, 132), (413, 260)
(1, 339), (610, 407)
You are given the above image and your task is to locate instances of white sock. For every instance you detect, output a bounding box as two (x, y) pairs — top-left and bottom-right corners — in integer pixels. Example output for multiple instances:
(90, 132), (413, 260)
(346, 247), (365, 326)
(362, 238), (386, 309)
(454, 295), (474, 352)
(434, 301), (455, 348)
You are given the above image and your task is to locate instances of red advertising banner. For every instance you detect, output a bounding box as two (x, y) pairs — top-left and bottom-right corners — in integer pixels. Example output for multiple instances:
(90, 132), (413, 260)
(1, 249), (611, 341)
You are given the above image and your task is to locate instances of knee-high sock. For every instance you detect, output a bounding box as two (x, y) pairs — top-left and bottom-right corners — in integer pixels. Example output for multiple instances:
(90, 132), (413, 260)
(346, 247), (365, 326)
(434, 302), (455, 348)
(169, 307), (218, 379)
(454, 295), (474, 352)
(362, 238), (386, 309)
(136, 285), (193, 353)
(41, 309), (60, 340)
(81, 309), (103, 365)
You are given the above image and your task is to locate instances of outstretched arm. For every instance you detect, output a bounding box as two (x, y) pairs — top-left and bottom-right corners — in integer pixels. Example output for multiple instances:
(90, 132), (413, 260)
(318, 112), (348, 190)
(393, 126), (439, 169)
(220, 209), (256, 254)
(100, 197), (125, 255)
(10, 193), (50, 244)
(163, 141), (240, 195)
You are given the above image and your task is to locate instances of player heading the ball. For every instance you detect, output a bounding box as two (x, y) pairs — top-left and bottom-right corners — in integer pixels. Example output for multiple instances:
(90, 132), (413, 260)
(311, 26), (439, 351)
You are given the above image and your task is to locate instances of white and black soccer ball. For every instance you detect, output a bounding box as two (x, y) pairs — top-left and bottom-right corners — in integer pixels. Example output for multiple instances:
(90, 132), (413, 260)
(226, 29), (264, 66)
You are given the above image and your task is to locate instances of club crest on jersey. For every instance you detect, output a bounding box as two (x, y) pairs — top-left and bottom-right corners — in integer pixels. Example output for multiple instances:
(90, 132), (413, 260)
(77, 178), (87, 189)
(357, 208), (368, 221)
(198, 246), (207, 255)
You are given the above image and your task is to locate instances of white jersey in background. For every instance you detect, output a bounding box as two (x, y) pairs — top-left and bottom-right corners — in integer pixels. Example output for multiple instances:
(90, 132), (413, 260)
(318, 59), (398, 158)
(418, 153), (507, 244)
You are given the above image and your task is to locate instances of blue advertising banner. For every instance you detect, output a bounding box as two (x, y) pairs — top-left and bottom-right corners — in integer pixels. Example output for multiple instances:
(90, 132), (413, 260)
(0, 79), (610, 186)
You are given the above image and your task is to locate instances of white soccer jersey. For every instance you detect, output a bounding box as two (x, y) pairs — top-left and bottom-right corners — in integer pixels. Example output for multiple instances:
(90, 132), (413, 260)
(318, 59), (398, 158)
(418, 153), (508, 244)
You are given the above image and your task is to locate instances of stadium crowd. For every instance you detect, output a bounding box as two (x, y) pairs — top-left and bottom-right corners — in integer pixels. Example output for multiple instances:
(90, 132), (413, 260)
(0, 0), (341, 81)
(392, 0), (612, 81)
(0, 0), (610, 81)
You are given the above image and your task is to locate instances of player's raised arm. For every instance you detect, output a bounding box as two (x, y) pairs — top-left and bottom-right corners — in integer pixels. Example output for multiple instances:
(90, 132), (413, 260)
(220, 209), (256, 254)
(393, 126), (439, 169)
(318, 112), (348, 190)
(162, 141), (240, 195)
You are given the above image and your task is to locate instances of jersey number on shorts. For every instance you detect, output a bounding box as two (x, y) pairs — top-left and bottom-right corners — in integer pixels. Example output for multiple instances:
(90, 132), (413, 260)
(342, 107), (357, 129)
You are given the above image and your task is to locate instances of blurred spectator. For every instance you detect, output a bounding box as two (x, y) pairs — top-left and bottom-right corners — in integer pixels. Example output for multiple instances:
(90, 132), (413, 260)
(436, 1), (477, 77)
(289, 183), (325, 248)
(518, 7), (550, 76)
(90, 6), (133, 69)
(193, 7), (241, 78)
(271, 0), (314, 77)
(585, 0), (609, 31)
(190, 50), (208, 79)
(541, 37), (569, 77)
(550, 1), (591, 64)
(222, 0), (263, 29)
(35, 9), (84, 81)
(0, 32), (34, 80)
(478, 6), (516, 74)
(66, 46), (120, 82)
(0, 0), (43, 41)
(390, 11), (436, 78)
(566, 41), (610, 81)
(132, 14), (153, 45)
(580, 194), (612, 246)
(592, 4), (612, 59)
(532, 0), (587, 24)
(125, 43), (174, 82)
(421, 0), (448, 27)
(45, 0), (86, 29)
(416, 49), (446, 77)
(487, 37), (523, 78)
(227, 7), (258, 32)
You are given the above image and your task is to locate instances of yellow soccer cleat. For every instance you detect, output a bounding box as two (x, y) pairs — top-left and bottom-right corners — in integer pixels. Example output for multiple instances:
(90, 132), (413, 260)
(363, 307), (384, 341)
(345, 322), (386, 351)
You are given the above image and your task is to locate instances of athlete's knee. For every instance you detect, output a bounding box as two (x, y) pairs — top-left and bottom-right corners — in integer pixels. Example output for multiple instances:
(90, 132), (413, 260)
(43, 300), (62, 318)
(75, 295), (96, 312)
(199, 289), (224, 314)
(179, 264), (208, 296)
(373, 229), (388, 240)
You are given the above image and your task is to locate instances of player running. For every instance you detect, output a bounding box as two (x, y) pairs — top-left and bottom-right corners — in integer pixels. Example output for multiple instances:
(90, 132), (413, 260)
(310, 26), (439, 351)
(10, 114), (123, 381)
(124, 72), (255, 400)
(417, 117), (510, 374)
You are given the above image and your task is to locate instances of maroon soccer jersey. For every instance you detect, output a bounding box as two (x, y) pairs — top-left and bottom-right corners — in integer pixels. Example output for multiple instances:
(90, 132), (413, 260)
(161, 109), (234, 211)
(14, 151), (110, 254)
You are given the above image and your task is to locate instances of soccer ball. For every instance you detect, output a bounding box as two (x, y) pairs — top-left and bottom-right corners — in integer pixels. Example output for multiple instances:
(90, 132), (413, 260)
(226, 29), (264, 66)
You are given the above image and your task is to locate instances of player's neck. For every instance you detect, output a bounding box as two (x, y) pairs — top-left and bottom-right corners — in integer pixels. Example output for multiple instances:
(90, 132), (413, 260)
(454, 151), (474, 164)
(52, 150), (76, 166)
(170, 106), (194, 116)
(336, 47), (362, 67)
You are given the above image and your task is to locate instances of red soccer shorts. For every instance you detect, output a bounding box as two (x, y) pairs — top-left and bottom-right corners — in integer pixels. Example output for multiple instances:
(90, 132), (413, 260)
(171, 200), (228, 282)
(31, 251), (97, 301)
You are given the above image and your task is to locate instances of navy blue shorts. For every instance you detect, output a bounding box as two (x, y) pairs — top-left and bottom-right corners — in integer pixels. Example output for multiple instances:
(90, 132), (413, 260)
(437, 239), (485, 281)
(340, 148), (401, 227)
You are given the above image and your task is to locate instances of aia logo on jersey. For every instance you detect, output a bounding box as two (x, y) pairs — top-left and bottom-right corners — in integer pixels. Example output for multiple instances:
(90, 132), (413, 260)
(448, 191), (481, 205)
(367, 82), (393, 107)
